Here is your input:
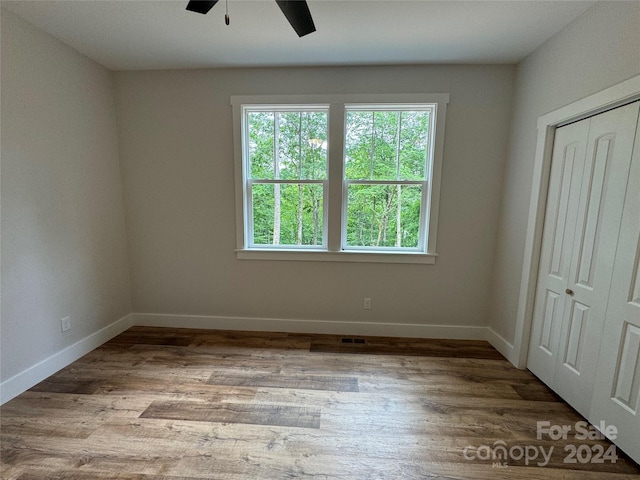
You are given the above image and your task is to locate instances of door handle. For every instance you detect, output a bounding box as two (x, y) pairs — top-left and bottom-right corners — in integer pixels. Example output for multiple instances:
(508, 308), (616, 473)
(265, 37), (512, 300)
(566, 289), (574, 296)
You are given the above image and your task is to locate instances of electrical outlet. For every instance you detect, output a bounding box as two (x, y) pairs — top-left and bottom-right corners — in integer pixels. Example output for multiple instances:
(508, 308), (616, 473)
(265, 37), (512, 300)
(364, 297), (372, 310)
(61, 316), (71, 332)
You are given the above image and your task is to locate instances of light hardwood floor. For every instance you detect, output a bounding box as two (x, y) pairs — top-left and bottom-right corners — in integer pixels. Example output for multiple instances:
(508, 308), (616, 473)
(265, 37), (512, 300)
(1, 327), (639, 479)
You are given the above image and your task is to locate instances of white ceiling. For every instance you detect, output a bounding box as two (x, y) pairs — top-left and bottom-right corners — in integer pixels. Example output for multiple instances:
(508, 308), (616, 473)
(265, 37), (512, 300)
(2, 0), (596, 71)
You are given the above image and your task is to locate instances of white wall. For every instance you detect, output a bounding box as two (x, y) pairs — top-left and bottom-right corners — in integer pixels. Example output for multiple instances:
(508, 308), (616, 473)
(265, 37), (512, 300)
(489, 2), (640, 345)
(0, 10), (132, 385)
(115, 65), (514, 331)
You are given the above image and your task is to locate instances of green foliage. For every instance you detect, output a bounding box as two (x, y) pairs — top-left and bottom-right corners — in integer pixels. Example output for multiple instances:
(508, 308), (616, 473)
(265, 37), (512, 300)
(248, 110), (327, 246)
(246, 107), (429, 249)
(345, 110), (429, 181)
(346, 185), (421, 248)
(249, 111), (327, 181)
(248, 111), (275, 179)
(252, 184), (323, 246)
(344, 109), (429, 248)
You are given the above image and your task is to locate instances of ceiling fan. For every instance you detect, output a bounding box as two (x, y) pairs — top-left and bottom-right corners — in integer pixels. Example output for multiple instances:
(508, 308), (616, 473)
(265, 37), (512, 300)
(186, 0), (316, 37)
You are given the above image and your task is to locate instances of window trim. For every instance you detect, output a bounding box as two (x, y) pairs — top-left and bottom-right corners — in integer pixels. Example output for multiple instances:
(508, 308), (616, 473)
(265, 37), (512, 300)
(231, 93), (449, 264)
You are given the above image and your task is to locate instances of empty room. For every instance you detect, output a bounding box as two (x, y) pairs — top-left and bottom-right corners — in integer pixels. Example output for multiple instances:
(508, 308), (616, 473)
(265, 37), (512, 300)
(1, 1), (640, 478)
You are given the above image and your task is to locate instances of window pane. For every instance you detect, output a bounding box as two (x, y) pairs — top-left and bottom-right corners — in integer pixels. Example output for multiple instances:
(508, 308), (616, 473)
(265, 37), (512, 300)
(278, 112), (327, 180)
(346, 184), (422, 248)
(399, 111), (429, 180)
(248, 111), (275, 179)
(345, 109), (429, 181)
(345, 111), (372, 180)
(252, 183), (324, 246)
(248, 110), (327, 180)
(371, 111), (399, 180)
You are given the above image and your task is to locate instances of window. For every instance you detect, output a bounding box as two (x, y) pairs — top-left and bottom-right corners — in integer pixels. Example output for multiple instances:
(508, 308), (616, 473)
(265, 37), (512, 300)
(232, 94), (449, 264)
(344, 106), (432, 251)
(246, 107), (328, 248)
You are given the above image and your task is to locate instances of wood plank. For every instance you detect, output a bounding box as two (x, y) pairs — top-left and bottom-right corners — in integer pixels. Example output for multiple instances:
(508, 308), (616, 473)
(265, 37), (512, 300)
(310, 337), (504, 359)
(139, 400), (321, 429)
(206, 373), (358, 392)
(108, 334), (193, 347)
(15, 473), (202, 480)
(0, 416), (98, 440)
(28, 379), (101, 395)
(511, 382), (562, 402)
(1, 391), (151, 419)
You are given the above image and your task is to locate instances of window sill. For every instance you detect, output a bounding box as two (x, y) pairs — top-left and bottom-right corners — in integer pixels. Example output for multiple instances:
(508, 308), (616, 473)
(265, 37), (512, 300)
(235, 249), (437, 264)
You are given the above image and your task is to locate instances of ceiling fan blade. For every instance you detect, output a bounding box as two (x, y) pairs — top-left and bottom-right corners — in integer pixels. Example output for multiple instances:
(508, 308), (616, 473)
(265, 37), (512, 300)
(186, 0), (219, 15)
(275, 0), (316, 37)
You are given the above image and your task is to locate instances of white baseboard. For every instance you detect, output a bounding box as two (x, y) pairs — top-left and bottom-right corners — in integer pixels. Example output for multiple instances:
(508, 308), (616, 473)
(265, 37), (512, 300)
(486, 327), (518, 366)
(133, 313), (489, 340)
(0, 313), (134, 405)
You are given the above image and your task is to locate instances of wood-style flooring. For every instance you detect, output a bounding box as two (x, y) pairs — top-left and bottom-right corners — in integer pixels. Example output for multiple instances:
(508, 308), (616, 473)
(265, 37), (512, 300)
(1, 327), (639, 479)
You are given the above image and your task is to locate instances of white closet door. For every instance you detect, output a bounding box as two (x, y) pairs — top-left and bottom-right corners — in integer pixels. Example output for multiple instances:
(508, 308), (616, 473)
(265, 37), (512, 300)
(589, 109), (640, 465)
(554, 102), (640, 415)
(527, 119), (589, 388)
(528, 102), (640, 416)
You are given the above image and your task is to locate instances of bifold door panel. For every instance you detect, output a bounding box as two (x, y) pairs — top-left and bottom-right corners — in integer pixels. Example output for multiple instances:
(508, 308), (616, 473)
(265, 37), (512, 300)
(554, 103), (640, 415)
(528, 119), (589, 389)
(589, 108), (640, 464)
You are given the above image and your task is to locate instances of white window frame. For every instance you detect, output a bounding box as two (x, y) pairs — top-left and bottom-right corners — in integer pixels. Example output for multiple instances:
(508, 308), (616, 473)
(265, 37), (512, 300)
(231, 94), (449, 264)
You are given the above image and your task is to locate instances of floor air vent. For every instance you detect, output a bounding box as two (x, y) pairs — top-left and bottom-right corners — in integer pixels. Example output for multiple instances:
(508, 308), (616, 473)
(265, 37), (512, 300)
(341, 337), (366, 344)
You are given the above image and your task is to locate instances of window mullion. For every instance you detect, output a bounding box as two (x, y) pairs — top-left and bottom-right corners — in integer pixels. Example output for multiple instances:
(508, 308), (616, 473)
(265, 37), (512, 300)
(419, 180), (429, 253)
(246, 180), (254, 247)
(274, 112), (279, 180)
(369, 111), (375, 180)
(252, 179), (323, 185)
(328, 103), (345, 252)
(395, 112), (402, 180)
(345, 180), (423, 186)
